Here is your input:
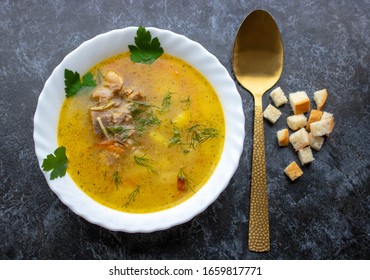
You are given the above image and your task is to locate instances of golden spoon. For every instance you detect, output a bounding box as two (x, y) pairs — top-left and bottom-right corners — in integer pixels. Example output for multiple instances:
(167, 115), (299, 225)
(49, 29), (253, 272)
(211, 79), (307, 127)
(232, 10), (284, 252)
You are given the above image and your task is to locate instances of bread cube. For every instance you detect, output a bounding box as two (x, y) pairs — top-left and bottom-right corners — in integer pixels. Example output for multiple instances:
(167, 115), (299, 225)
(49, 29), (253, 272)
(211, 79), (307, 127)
(270, 87), (288, 107)
(309, 132), (325, 151)
(277, 128), (289, 146)
(310, 117), (335, 136)
(321, 111), (333, 120)
(298, 146), (315, 165)
(287, 114), (307, 131)
(289, 91), (310, 114)
(306, 109), (323, 131)
(289, 127), (309, 151)
(284, 161), (303, 181)
(263, 104), (282, 124)
(314, 89), (328, 111)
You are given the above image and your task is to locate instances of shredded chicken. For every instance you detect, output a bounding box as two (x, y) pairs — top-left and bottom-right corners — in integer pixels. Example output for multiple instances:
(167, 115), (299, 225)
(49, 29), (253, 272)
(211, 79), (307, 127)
(90, 70), (146, 156)
(104, 70), (123, 94)
(91, 86), (114, 103)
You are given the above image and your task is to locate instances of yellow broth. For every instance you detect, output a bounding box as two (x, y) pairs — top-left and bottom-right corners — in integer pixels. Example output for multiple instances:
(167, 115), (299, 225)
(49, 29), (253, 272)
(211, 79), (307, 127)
(58, 53), (225, 213)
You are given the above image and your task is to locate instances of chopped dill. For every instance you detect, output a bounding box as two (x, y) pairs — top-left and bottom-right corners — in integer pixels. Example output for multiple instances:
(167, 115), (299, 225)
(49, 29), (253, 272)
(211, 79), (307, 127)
(113, 170), (121, 189)
(106, 126), (132, 134)
(168, 132), (182, 147)
(134, 154), (157, 174)
(168, 123), (218, 153)
(135, 111), (161, 133)
(177, 168), (195, 193)
(180, 96), (191, 110)
(187, 125), (218, 149)
(161, 91), (174, 112)
(125, 185), (141, 207)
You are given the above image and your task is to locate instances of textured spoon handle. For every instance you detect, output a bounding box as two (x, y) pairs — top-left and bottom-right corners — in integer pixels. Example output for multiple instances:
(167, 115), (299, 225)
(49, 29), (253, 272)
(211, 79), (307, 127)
(248, 98), (270, 252)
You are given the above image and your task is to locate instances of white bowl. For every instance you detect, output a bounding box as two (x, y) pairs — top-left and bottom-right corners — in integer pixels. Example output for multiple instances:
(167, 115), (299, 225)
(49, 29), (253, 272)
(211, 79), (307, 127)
(33, 27), (245, 232)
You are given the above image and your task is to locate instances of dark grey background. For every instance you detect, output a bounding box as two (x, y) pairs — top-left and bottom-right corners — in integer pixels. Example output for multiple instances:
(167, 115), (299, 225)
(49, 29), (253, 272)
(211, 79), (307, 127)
(1, 0), (369, 259)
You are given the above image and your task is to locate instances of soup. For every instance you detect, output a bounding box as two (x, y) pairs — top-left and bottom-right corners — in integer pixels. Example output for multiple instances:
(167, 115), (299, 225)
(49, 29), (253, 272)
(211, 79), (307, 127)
(58, 52), (225, 213)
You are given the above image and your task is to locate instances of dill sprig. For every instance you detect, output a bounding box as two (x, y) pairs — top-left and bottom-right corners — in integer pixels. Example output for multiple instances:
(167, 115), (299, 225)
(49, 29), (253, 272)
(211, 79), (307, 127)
(187, 125), (218, 149)
(113, 170), (121, 189)
(180, 96), (191, 110)
(125, 185), (141, 207)
(168, 123), (219, 153)
(135, 111), (161, 133)
(177, 168), (195, 193)
(160, 91), (174, 112)
(134, 154), (157, 174)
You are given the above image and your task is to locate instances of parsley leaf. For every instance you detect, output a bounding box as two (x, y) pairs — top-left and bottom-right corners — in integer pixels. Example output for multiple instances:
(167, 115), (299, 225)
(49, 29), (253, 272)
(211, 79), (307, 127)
(64, 69), (96, 97)
(129, 26), (164, 64)
(42, 146), (69, 180)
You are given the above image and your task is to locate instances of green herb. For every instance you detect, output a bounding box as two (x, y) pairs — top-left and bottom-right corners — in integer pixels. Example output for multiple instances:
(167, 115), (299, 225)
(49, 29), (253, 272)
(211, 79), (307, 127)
(96, 69), (104, 85)
(106, 126), (131, 134)
(187, 125), (218, 149)
(64, 69), (96, 97)
(128, 26), (164, 64)
(108, 126), (131, 142)
(42, 146), (68, 180)
(168, 131), (182, 147)
(168, 123), (219, 153)
(177, 168), (194, 193)
(134, 154), (157, 174)
(113, 170), (122, 189)
(181, 96), (191, 110)
(130, 100), (159, 118)
(125, 185), (141, 207)
(161, 92), (174, 112)
(135, 111), (161, 133)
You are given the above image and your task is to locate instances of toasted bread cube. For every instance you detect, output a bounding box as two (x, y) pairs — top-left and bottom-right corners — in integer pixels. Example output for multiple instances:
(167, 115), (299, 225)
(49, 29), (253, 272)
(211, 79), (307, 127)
(287, 114), (307, 131)
(289, 127), (309, 151)
(277, 128), (289, 146)
(284, 161), (303, 181)
(298, 146), (315, 165)
(321, 111), (333, 120)
(306, 109), (323, 131)
(263, 104), (282, 124)
(314, 89), (328, 111)
(310, 117), (335, 136)
(309, 132), (325, 151)
(289, 91), (310, 115)
(270, 87), (288, 107)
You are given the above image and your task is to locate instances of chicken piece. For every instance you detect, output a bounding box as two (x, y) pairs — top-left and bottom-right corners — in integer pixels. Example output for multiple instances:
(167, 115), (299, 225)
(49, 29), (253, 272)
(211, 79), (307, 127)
(91, 86), (114, 103)
(127, 91), (145, 101)
(91, 110), (113, 135)
(104, 70), (123, 94)
(111, 103), (133, 124)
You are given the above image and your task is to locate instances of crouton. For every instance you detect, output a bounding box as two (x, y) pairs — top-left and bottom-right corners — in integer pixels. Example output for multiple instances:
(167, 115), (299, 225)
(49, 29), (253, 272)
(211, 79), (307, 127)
(306, 109), (323, 131)
(314, 89), (328, 111)
(310, 117), (335, 136)
(287, 114), (307, 131)
(277, 128), (289, 146)
(298, 146), (315, 165)
(270, 87), (288, 107)
(309, 132), (325, 151)
(289, 127), (309, 151)
(289, 91), (310, 114)
(321, 111), (333, 120)
(263, 104), (282, 124)
(284, 161), (303, 181)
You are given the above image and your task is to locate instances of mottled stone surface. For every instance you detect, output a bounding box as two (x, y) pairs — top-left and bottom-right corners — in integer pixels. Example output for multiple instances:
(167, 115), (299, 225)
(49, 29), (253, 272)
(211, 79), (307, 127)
(0, 0), (369, 259)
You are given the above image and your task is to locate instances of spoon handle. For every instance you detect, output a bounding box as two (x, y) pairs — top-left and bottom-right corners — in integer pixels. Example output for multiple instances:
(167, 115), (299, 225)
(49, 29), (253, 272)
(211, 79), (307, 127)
(249, 96), (270, 252)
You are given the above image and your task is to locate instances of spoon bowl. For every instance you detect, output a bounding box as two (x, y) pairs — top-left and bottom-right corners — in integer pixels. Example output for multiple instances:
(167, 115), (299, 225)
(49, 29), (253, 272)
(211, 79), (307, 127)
(232, 10), (283, 252)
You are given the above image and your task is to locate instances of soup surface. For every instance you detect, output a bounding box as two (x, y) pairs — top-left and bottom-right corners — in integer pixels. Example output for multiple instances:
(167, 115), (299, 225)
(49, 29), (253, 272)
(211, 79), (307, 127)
(58, 52), (225, 213)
